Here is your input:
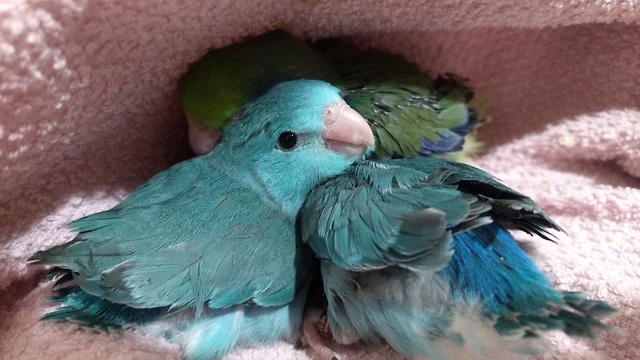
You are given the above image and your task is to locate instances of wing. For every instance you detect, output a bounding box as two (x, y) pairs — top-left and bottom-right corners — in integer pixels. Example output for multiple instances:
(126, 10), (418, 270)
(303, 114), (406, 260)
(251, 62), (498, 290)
(300, 161), (489, 271)
(313, 38), (481, 159)
(31, 157), (314, 315)
(443, 223), (616, 340)
(385, 157), (564, 239)
(343, 82), (476, 159)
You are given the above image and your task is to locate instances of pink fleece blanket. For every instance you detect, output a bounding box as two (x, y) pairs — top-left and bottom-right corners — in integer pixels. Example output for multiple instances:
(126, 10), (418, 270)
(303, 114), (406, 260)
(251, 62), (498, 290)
(1, 1), (639, 359)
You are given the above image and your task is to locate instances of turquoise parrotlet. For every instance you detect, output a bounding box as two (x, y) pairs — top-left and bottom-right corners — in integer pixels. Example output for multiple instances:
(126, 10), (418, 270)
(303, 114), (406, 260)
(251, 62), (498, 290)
(300, 157), (618, 360)
(29, 80), (376, 360)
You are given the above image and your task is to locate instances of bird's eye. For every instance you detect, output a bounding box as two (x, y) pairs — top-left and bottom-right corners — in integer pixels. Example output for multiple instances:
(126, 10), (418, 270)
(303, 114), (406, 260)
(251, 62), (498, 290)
(276, 131), (298, 151)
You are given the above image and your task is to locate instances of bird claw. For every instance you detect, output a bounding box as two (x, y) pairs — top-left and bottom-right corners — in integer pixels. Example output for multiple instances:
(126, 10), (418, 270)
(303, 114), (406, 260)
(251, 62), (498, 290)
(293, 338), (306, 350)
(316, 312), (332, 339)
(303, 308), (340, 360)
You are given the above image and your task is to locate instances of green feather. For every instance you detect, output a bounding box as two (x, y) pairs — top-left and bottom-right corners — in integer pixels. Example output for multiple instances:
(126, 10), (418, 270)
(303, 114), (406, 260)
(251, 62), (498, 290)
(313, 41), (482, 158)
(181, 30), (485, 159)
(180, 30), (338, 130)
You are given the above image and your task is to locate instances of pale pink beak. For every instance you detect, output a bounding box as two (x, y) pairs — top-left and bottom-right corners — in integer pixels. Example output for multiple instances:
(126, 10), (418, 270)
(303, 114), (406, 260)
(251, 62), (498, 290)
(189, 121), (221, 156)
(322, 100), (375, 159)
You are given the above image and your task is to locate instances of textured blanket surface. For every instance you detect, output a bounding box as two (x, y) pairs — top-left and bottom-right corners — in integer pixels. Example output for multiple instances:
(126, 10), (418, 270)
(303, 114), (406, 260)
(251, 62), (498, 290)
(1, 1), (639, 359)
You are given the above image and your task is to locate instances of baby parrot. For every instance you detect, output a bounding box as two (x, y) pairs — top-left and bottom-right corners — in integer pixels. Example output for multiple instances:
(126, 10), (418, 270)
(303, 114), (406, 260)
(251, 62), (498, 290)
(29, 80), (375, 360)
(181, 30), (482, 160)
(300, 158), (617, 360)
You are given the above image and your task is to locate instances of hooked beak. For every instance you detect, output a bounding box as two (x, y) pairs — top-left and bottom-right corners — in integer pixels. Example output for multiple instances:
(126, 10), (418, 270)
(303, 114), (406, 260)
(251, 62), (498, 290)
(322, 100), (375, 159)
(189, 121), (221, 156)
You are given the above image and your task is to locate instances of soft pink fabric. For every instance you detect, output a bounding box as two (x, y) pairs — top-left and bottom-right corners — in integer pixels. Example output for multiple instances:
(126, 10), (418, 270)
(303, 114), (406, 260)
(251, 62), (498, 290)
(1, 1), (639, 359)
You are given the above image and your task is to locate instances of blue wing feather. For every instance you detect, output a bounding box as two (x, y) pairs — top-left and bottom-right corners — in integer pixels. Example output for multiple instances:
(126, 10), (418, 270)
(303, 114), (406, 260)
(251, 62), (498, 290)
(32, 155), (314, 313)
(304, 157), (616, 359)
(301, 160), (481, 271)
(442, 223), (562, 316)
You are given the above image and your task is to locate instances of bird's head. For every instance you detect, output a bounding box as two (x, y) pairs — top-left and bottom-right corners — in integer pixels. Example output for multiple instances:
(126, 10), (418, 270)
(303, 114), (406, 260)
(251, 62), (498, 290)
(214, 80), (375, 215)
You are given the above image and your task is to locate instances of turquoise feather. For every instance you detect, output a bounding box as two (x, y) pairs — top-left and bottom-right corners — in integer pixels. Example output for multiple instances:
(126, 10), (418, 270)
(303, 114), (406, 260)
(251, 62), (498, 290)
(301, 158), (617, 359)
(29, 80), (360, 360)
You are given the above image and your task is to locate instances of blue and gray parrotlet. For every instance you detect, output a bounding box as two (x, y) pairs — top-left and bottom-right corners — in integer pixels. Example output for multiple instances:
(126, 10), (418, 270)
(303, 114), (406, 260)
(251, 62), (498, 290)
(300, 157), (618, 360)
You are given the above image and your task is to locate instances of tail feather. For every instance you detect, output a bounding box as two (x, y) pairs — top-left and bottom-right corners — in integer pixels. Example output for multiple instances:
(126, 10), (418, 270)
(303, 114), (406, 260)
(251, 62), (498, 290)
(42, 284), (164, 332)
(173, 283), (310, 360)
(172, 308), (243, 360)
(40, 267), (310, 360)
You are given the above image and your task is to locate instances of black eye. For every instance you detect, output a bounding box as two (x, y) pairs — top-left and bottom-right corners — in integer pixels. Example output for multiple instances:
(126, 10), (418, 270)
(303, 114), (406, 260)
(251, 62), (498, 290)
(276, 131), (298, 151)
